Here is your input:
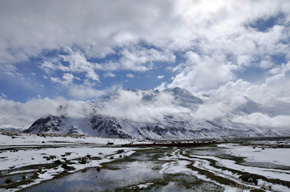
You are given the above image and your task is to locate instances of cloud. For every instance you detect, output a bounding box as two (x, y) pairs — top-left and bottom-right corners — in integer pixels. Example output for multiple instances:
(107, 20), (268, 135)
(0, 93), (7, 99)
(48, 72), (114, 100)
(169, 52), (237, 92)
(186, 61), (290, 120)
(233, 113), (290, 128)
(0, 1), (289, 93)
(50, 77), (61, 83)
(157, 75), (164, 79)
(155, 82), (168, 91)
(192, 95), (248, 121)
(209, 61), (290, 106)
(126, 73), (135, 78)
(68, 85), (106, 100)
(85, 71), (99, 82)
(259, 56), (274, 69)
(60, 51), (100, 82)
(103, 72), (116, 78)
(41, 51), (101, 85)
(99, 89), (190, 123)
(39, 46), (174, 92)
(0, 0), (180, 70)
(0, 89), (190, 128)
(0, 97), (92, 129)
(1, 1), (287, 68)
(119, 46), (175, 72)
(166, 18), (289, 91)
(0, 86), (122, 129)
(41, 61), (58, 73)
(49, 73), (74, 87)
(62, 73), (74, 82)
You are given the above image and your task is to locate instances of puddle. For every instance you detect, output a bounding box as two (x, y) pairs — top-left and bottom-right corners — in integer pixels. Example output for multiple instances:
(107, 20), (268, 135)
(149, 181), (223, 192)
(130, 148), (170, 161)
(187, 147), (225, 156)
(21, 159), (224, 192)
(241, 161), (290, 170)
(19, 147), (224, 192)
(0, 172), (34, 186)
(119, 174), (224, 192)
(148, 181), (189, 192)
(21, 161), (163, 192)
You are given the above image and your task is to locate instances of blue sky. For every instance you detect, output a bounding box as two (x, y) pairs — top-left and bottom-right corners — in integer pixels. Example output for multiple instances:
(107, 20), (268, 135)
(1, 0), (290, 128)
(0, 47), (174, 102)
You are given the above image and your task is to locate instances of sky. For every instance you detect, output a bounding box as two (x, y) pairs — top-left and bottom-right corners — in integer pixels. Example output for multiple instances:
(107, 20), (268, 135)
(1, 0), (290, 129)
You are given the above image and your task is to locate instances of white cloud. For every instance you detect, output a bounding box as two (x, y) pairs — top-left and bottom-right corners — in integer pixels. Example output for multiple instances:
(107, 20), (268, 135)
(85, 71), (99, 82)
(40, 46), (175, 89)
(41, 61), (56, 73)
(49, 72), (104, 99)
(103, 72), (116, 78)
(0, 1), (289, 91)
(60, 52), (101, 82)
(0, 0), (180, 71)
(2, 1), (287, 70)
(62, 73), (74, 86)
(0, 89), (188, 128)
(260, 57), (274, 69)
(62, 73), (74, 82)
(268, 61), (290, 76)
(119, 47), (175, 72)
(41, 60), (70, 74)
(126, 73), (135, 78)
(155, 82), (168, 91)
(169, 52), (237, 92)
(99, 89), (190, 122)
(0, 93), (7, 99)
(50, 77), (61, 83)
(157, 75), (164, 79)
(203, 62), (290, 108)
(41, 52), (102, 83)
(186, 61), (290, 120)
(41, 52), (102, 96)
(193, 95), (248, 121)
(68, 85), (105, 100)
(233, 113), (290, 128)
(0, 97), (92, 129)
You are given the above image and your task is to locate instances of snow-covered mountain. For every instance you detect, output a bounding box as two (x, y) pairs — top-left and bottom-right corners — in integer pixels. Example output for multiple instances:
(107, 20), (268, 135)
(24, 87), (290, 139)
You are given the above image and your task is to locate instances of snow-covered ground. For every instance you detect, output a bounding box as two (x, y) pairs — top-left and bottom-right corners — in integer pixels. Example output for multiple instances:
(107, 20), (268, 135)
(157, 142), (290, 192)
(0, 132), (136, 146)
(219, 143), (290, 167)
(0, 132), (138, 192)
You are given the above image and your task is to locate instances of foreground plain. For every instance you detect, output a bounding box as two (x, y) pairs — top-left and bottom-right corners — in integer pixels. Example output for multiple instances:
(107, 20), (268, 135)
(0, 132), (290, 192)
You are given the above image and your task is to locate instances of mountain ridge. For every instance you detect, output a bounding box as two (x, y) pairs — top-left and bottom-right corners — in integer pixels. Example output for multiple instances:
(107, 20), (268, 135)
(24, 87), (290, 139)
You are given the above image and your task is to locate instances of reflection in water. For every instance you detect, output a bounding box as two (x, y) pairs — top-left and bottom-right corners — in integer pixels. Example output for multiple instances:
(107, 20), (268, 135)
(22, 161), (162, 192)
(20, 147), (226, 192)
(0, 172), (34, 186)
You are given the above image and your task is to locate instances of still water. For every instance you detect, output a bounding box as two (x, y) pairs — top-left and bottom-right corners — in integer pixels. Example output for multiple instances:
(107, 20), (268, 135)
(21, 161), (162, 192)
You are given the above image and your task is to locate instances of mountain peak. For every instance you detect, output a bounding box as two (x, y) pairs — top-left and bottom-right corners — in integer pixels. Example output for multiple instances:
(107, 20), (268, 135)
(165, 87), (203, 105)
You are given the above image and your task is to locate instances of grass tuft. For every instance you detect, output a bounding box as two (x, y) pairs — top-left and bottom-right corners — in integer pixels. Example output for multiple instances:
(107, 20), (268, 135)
(5, 177), (12, 184)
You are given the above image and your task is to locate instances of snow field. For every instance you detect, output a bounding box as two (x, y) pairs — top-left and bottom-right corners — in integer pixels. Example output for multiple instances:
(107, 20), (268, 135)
(0, 133), (137, 192)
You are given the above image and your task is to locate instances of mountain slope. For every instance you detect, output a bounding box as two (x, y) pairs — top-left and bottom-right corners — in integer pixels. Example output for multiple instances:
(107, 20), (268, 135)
(24, 87), (289, 139)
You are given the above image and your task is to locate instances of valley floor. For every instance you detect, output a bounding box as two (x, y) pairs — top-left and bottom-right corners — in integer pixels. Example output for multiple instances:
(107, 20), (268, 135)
(0, 132), (290, 192)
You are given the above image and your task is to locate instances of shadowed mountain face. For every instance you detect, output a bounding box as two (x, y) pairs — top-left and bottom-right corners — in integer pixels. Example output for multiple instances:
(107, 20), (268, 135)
(24, 87), (289, 139)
